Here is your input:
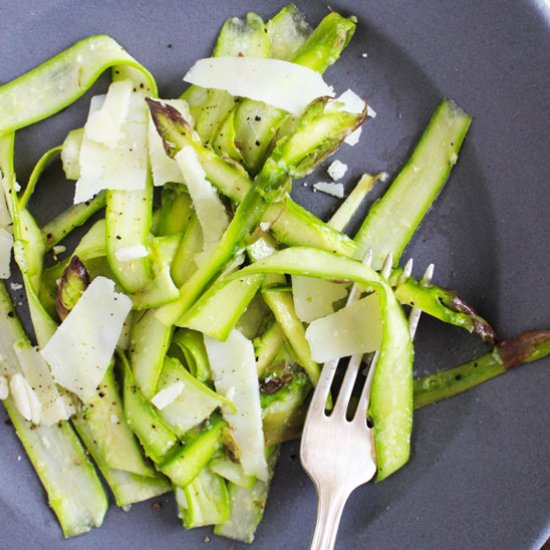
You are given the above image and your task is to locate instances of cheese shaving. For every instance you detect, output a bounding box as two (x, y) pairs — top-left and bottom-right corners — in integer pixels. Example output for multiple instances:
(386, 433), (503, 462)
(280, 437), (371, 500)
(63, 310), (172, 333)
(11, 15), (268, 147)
(305, 294), (383, 362)
(10, 373), (42, 424)
(344, 126), (362, 146)
(0, 375), (8, 400)
(115, 245), (149, 262)
(0, 227), (13, 279)
(204, 330), (268, 481)
(151, 381), (185, 410)
(312, 181), (345, 198)
(175, 146), (229, 261)
(41, 276), (132, 402)
(74, 82), (148, 204)
(184, 57), (334, 116)
(292, 275), (349, 323)
(327, 160), (348, 181)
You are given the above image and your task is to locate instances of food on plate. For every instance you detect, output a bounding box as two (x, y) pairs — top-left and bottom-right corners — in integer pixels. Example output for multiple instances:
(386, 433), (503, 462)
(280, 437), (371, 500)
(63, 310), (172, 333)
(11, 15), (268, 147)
(0, 3), (548, 544)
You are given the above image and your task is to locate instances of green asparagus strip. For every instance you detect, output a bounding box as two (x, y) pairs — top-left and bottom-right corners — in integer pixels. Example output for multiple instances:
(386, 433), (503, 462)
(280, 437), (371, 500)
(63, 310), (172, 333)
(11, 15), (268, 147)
(179, 274), (265, 340)
(159, 415), (226, 487)
(0, 283), (108, 536)
(354, 99), (472, 268)
(40, 220), (106, 316)
(105, 183), (153, 293)
(131, 234), (181, 310)
(414, 331), (550, 409)
(129, 309), (173, 399)
(156, 357), (233, 438)
(266, 4), (312, 61)
(292, 11), (356, 71)
(261, 289), (320, 385)
(170, 213), (203, 287)
(261, 354), (311, 446)
(1, 134), (59, 345)
(19, 145), (62, 209)
(210, 455), (256, 489)
(179, 466), (230, 528)
(328, 172), (382, 232)
(214, 447), (279, 543)
(60, 128), (83, 180)
(212, 108), (245, 163)
(393, 274), (496, 343)
(42, 192), (106, 251)
(72, 368), (157, 478)
(73, 409), (171, 508)
(254, 322), (286, 376)
(156, 186), (193, 236)
(56, 256), (90, 320)
(264, 199), (357, 254)
(235, 290), (272, 340)
(67, 415), (170, 508)
(0, 35), (156, 135)
(170, 329), (212, 382)
(121, 355), (178, 463)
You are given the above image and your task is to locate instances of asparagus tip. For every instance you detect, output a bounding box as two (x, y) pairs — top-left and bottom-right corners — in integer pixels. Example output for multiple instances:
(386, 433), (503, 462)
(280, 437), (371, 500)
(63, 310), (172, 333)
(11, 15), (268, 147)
(498, 330), (550, 369)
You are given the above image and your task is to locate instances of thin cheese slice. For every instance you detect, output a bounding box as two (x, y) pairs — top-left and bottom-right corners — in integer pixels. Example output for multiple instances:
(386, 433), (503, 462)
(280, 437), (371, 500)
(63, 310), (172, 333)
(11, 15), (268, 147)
(85, 80), (132, 147)
(0, 227), (13, 279)
(327, 160), (348, 181)
(305, 294), (383, 362)
(151, 381), (185, 410)
(10, 373), (42, 424)
(325, 89), (366, 116)
(175, 145), (229, 256)
(0, 375), (8, 400)
(114, 244), (149, 262)
(204, 330), (268, 481)
(15, 343), (68, 426)
(74, 82), (148, 204)
(0, 176), (12, 228)
(313, 181), (345, 198)
(148, 99), (192, 187)
(41, 276), (132, 402)
(184, 57), (334, 116)
(291, 275), (348, 323)
(344, 126), (362, 146)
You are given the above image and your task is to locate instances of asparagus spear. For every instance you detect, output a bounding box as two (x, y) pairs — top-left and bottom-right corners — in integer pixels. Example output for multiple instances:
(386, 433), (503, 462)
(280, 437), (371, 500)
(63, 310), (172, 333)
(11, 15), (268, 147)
(354, 99), (472, 268)
(414, 330), (550, 408)
(392, 271), (496, 343)
(42, 193), (106, 251)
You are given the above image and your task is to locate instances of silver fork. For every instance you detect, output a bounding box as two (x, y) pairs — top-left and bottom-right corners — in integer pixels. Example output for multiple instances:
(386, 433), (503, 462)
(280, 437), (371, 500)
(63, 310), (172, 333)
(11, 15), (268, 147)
(300, 254), (434, 550)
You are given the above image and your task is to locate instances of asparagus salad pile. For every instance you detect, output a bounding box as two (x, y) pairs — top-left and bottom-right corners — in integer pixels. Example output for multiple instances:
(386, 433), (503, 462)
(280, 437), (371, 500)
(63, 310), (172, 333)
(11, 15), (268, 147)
(1, 4), (549, 544)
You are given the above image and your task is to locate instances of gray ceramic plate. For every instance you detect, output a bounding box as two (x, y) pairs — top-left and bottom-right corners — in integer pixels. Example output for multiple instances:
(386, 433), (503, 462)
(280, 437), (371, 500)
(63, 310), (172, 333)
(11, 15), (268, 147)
(1, 1), (550, 548)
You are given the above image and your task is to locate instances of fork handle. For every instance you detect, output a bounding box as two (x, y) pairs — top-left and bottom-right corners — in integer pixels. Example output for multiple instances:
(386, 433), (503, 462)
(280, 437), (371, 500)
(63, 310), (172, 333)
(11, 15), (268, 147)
(310, 487), (351, 550)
